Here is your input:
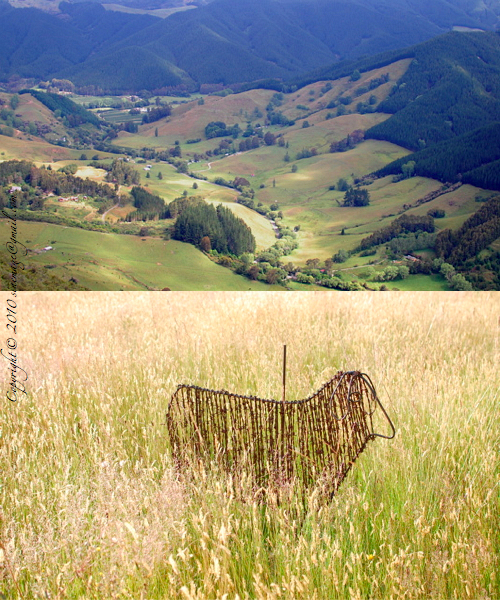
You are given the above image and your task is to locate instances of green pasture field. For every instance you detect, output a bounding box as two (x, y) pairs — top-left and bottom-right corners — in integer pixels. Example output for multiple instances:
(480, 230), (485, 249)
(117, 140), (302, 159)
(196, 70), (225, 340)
(383, 273), (449, 290)
(281, 112), (390, 154)
(208, 140), (407, 261)
(0, 134), (83, 162)
(133, 163), (221, 203)
(207, 141), (485, 265)
(408, 183), (485, 229)
(0, 221), (284, 291)
(114, 132), (164, 148)
(70, 95), (125, 107)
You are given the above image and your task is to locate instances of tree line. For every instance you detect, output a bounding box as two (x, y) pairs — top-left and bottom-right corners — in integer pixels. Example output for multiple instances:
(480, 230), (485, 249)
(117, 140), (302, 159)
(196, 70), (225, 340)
(357, 214), (435, 251)
(373, 123), (500, 190)
(173, 203), (256, 256)
(435, 196), (500, 265)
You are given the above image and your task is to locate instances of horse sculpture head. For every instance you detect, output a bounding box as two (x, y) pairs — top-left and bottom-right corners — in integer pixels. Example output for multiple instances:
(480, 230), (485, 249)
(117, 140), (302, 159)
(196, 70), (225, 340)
(166, 371), (395, 498)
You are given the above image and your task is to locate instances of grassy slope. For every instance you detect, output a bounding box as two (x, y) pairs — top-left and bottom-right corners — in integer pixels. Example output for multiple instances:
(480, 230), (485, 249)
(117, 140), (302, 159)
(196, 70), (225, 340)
(0, 134), (83, 162)
(10, 93), (60, 128)
(0, 221), (283, 291)
(280, 59), (412, 118)
(1, 292), (497, 598)
(213, 139), (411, 261)
(117, 89), (276, 149)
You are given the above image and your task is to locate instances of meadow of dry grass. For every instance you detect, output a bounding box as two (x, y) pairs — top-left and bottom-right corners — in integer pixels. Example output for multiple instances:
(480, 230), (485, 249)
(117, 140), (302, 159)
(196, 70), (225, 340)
(0, 292), (498, 599)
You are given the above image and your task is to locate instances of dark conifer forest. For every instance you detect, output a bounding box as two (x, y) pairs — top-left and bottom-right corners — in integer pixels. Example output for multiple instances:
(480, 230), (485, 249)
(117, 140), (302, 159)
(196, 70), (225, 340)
(173, 203), (256, 255)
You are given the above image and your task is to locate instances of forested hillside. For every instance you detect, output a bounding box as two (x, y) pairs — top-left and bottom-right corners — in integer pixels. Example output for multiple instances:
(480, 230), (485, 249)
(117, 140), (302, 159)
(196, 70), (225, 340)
(0, 0), (158, 83)
(346, 31), (500, 190)
(1, 0), (498, 92)
(374, 123), (500, 190)
(365, 32), (500, 150)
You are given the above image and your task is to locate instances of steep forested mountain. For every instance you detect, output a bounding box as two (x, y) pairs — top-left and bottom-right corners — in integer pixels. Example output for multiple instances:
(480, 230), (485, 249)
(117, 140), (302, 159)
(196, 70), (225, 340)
(366, 32), (500, 149)
(356, 31), (500, 188)
(0, 0), (158, 81)
(1, 0), (499, 92)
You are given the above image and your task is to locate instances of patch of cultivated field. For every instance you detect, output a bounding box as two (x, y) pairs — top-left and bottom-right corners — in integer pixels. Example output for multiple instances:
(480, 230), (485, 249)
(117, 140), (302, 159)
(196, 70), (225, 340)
(0, 221), (283, 290)
(136, 89), (276, 146)
(97, 108), (144, 125)
(75, 166), (108, 181)
(1, 292), (498, 599)
(0, 134), (81, 162)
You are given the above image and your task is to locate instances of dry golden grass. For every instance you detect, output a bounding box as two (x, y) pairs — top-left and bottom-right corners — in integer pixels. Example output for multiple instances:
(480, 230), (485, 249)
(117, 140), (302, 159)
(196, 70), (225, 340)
(0, 292), (498, 599)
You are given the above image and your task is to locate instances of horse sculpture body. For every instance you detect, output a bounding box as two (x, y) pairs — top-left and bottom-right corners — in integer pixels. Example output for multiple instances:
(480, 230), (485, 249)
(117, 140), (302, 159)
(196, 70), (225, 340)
(166, 371), (395, 497)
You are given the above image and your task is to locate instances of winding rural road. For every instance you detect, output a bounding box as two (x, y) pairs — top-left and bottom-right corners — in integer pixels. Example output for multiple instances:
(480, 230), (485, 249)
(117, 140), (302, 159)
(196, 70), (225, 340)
(193, 161), (212, 172)
(101, 203), (119, 222)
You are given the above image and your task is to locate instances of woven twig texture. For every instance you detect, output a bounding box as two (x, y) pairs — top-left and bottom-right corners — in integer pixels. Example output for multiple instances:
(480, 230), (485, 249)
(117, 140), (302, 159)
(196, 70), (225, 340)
(167, 371), (392, 495)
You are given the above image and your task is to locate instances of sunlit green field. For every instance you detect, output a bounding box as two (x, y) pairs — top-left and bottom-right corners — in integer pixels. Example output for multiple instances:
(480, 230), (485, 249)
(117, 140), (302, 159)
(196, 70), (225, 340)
(206, 141), (483, 265)
(0, 221), (283, 290)
(0, 73), (494, 289)
(1, 292), (498, 599)
(0, 134), (82, 162)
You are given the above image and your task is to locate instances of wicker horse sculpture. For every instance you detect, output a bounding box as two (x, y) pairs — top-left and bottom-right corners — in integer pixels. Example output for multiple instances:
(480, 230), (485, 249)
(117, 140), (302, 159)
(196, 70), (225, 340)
(166, 371), (395, 497)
